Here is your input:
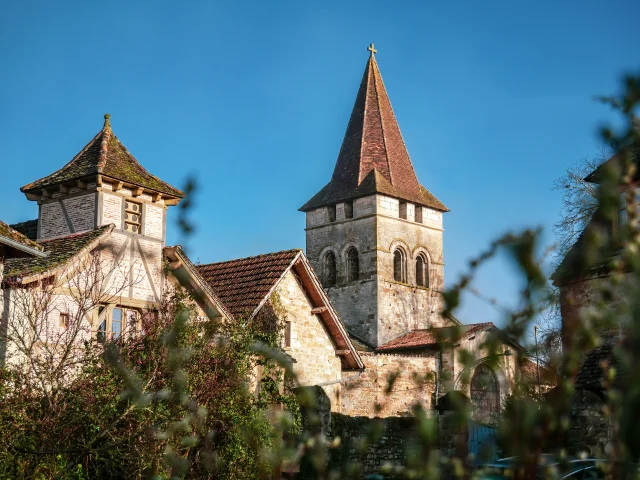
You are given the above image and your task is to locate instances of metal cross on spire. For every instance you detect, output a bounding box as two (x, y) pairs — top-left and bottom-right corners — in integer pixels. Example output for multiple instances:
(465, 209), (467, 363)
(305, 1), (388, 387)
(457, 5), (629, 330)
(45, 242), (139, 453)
(367, 43), (377, 56)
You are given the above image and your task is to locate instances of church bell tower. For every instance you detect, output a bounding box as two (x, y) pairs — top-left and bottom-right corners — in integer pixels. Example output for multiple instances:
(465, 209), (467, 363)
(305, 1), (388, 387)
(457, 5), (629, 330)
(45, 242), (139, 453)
(300, 45), (449, 347)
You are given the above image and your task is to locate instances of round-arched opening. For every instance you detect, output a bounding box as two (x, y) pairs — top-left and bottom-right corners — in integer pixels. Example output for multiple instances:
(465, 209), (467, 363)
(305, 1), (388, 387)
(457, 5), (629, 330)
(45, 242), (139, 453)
(323, 251), (337, 287)
(470, 363), (500, 425)
(393, 248), (406, 283)
(346, 247), (359, 282)
(415, 254), (429, 288)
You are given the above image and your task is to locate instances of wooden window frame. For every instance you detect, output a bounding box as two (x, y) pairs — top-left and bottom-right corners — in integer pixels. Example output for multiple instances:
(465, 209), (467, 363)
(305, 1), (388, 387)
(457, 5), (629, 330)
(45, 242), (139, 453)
(95, 305), (141, 343)
(124, 199), (143, 234)
(59, 312), (69, 328)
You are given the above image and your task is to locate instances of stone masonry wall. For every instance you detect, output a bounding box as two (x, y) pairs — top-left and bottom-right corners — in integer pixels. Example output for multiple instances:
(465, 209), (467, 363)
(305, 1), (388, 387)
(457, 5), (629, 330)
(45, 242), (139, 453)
(274, 270), (344, 411)
(341, 351), (437, 417)
(305, 194), (449, 347)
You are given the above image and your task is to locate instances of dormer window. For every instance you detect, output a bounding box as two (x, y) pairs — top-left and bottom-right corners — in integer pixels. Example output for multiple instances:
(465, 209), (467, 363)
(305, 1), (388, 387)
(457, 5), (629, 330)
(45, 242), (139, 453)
(124, 200), (142, 234)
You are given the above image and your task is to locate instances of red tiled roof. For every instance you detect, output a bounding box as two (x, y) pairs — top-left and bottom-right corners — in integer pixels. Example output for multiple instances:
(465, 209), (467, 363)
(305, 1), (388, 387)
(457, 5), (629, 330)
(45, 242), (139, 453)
(300, 51), (447, 212)
(21, 115), (183, 198)
(376, 322), (495, 352)
(195, 249), (301, 319)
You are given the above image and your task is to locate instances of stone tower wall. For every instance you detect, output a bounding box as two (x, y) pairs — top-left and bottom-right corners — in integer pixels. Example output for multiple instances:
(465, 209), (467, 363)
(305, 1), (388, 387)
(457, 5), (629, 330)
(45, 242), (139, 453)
(305, 193), (447, 347)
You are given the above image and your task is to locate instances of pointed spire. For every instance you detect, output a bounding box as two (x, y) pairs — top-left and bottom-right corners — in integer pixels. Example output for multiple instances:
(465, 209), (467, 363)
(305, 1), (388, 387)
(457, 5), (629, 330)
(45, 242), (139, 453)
(103, 113), (111, 131)
(300, 46), (448, 212)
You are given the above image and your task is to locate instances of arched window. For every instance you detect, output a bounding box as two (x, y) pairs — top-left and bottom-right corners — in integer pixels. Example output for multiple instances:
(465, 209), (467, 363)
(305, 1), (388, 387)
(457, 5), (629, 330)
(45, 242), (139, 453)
(470, 364), (500, 425)
(415, 254), (429, 288)
(346, 247), (359, 282)
(393, 248), (406, 283)
(323, 251), (337, 287)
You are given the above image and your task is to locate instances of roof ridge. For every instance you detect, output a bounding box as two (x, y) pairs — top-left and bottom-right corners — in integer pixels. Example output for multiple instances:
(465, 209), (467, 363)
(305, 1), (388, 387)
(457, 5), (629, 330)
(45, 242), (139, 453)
(37, 225), (112, 244)
(196, 248), (303, 268)
(98, 114), (111, 169)
(370, 56), (393, 187)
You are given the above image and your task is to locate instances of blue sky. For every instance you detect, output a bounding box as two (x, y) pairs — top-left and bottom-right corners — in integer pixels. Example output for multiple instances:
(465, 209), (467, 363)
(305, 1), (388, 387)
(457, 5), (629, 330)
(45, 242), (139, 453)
(1, 1), (638, 326)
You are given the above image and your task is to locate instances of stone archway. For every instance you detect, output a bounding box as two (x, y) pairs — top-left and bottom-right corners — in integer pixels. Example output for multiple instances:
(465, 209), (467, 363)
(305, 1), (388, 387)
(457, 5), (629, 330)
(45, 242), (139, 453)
(470, 364), (500, 425)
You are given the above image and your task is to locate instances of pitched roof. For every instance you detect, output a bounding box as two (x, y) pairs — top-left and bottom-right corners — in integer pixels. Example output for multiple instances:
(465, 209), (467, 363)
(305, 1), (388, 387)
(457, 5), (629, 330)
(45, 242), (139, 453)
(21, 115), (183, 198)
(3, 225), (113, 281)
(194, 249), (364, 370)
(0, 219), (43, 253)
(196, 249), (302, 319)
(10, 219), (38, 241)
(376, 322), (495, 352)
(300, 50), (447, 212)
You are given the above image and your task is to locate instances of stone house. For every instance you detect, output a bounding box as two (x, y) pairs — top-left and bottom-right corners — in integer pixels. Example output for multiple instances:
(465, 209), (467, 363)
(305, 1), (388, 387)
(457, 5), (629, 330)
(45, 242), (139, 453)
(299, 46), (541, 419)
(552, 147), (640, 454)
(0, 115), (362, 402)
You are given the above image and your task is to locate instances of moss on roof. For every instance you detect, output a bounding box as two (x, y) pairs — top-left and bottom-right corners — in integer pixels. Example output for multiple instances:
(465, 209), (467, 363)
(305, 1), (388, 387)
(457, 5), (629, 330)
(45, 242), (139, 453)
(0, 219), (43, 252)
(4, 226), (112, 279)
(21, 118), (183, 198)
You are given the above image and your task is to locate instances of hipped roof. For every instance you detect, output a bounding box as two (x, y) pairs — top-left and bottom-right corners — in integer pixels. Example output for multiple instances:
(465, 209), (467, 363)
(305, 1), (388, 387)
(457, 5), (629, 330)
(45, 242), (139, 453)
(301, 51), (447, 212)
(21, 115), (183, 199)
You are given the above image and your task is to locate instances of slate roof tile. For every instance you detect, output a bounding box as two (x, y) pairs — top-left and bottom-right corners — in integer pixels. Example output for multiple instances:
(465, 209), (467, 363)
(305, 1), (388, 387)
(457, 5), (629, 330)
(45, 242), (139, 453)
(21, 115), (183, 198)
(195, 249), (301, 319)
(10, 219), (38, 241)
(3, 226), (112, 279)
(0, 219), (43, 252)
(300, 53), (447, 212)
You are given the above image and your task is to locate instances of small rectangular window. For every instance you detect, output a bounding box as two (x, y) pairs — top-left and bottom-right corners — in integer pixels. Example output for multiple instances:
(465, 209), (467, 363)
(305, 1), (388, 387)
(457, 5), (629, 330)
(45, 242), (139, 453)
(399, 202), (407, 220)
(284, 321), (292, 348)
(415, 207), (423, 224)
(328, 205), (336, 223)
(112, 307), (123, 339)
(59, 313), (69, 328)
(124, 200), (142, 234)
(344, 200), (353, 219)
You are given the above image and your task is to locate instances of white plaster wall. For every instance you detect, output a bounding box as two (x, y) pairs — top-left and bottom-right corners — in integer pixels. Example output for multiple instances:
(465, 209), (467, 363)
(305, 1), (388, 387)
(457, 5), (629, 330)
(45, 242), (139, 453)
(101, 192), (122, 227)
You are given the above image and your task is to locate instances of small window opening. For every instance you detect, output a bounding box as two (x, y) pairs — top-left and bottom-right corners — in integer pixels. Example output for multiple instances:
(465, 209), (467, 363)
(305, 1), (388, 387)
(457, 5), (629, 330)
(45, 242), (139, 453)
(328, 205), (336, 223)
(97, 319), (107, 344)
(59, 313), (69, 329)
(347, 247), (359, 282)
(344, 200), (354, 219)
(399, 202), (408, 220)
(415, 207), (423, 224)
(284, 321), (292, 348)
(112, 308), (123, 339)
(124, 200), (142, 234)
(323, 251), (337, 287)
(393, 249), (406, 283)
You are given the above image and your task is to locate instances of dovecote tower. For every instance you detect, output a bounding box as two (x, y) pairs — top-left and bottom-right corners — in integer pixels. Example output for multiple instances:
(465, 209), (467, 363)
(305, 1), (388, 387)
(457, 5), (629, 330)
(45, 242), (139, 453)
(21, 114), (183, 303)
(300, 45), (450, 347)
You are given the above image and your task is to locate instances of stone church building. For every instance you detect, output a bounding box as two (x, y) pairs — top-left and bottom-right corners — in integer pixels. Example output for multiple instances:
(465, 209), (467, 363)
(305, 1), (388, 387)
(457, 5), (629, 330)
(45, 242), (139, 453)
(0, 45), (543, 423)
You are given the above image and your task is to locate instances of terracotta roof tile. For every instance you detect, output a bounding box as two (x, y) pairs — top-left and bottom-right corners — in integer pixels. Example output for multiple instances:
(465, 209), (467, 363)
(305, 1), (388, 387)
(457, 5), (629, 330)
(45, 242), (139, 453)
(376, 322), (495, 352)
(300, 53), (447, 212)
(21, 115), (183, 198)
(3, 226), (112, 279)
(195, 249), (301, 319)
(0, 219), (43, 252)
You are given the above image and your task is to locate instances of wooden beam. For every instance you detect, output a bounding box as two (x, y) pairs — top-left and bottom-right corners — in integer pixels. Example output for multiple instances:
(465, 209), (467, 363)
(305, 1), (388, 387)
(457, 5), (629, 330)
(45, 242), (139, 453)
(113, 181), (124, 192)
(311, 306), (328, 315)
(335, 350), (350, 356)
(168, 260), (182, 270)
(77, 179), (88, 189)
(132, 186), (144, 197)
(152, 192), (162, 203)
(59, 184), (70, 194)
(41, 189), (52, 199)
(96, 175), (103, 187)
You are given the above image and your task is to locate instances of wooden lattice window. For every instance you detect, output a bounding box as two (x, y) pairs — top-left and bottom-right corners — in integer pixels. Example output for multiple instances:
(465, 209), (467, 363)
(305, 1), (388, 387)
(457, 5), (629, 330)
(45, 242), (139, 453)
(323, 251), (337, 287)
(347, 247), (359, 282)
(124, 200), (142, 234)
(96, 306), (141, 343)
(59, 313), (69, 328)
(393, 249), (406, 283)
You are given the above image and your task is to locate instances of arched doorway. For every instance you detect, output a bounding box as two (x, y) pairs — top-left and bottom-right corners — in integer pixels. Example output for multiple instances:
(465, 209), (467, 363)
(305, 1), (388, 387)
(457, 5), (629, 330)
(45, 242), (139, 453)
(470, 364), (500, 425)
